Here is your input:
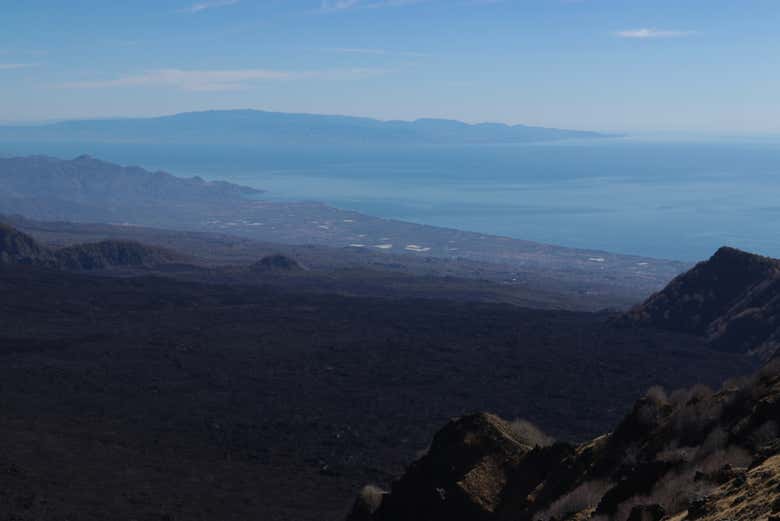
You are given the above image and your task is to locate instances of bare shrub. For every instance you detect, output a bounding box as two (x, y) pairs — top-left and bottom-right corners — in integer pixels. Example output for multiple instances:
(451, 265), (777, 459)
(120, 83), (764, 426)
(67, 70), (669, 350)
(695, 445), (752, 474)
(687, 384), (715, 403)
(355, 485), (386, 515)
(669, 384), (714, 410)
(509, 419), (555, 448)
(757, 358), (780, 381)
(612, 495), (655, 521)
(671, 386), (722, 442)
(748, 420), (779, 447)
(721, 375), (750, 392)
(415, 444), (431, 459)
(697, 427), (728, 458)
(668, 388), (691, 409)
(643, 468), (714, 515)
(533, 480), (612, 521)
(645, 386), (668, 405)
(635, 398), (667, 428)
(656, 446), (694, 464)
(623, 444), (641, 467)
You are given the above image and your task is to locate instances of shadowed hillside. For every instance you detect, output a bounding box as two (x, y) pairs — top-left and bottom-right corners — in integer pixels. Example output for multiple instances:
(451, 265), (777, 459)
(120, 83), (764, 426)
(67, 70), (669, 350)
(0, 223), (181, 270)
(347, 247), (780, 521)
(55, 240), (183, 270)
(347, 360), (780, 521)
(0, 222), (56, 266)
(250, 253), (306, 272)
(623, 247), (780, 356)
(0, 259), (755, 520)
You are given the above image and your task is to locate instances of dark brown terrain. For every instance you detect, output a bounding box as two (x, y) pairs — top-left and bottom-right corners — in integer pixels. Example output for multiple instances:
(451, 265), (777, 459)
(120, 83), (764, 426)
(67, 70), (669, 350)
(623, 247), (780, 356)
(0, 156), (771, 521)
(348, 359), (780, 521)
(0, 222), (763, 521)
(348, 248), (780, 521)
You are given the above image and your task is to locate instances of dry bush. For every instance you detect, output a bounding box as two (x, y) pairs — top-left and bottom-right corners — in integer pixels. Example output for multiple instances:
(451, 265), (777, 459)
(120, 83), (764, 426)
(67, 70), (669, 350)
(645, 386), (668, 405)
(509, 419), (555, 448)
(669, 384), (714, 410)
(656, 446), (694, 464)
(630, 445), (748, 519)
(622, 444), (641, 467)
(748, 420), (779, 447)
(721, 374), (750, 392)
(355, 485), (386, 515)
(415, 444), (431, 459)
(695, 445), (752, 474)
(656, 428), (747, 472)
(642, 468), (713, 516)
(757, 358), (780, 381)
(670, 386), (723, 443)
(697, 427), (729, 458)
(533, 480), (612, 521)
(611, 495), (657, 521)
(635, 398), (668, 429)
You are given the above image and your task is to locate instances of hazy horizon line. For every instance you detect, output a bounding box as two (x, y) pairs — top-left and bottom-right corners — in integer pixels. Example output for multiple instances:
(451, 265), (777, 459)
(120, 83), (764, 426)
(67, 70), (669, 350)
(1, 109), (779, 139)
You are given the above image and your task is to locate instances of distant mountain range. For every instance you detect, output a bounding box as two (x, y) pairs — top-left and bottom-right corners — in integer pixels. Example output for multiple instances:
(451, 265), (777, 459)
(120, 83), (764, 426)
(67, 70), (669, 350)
(0, 154), (260, 223)
(0, 110), (613, 145)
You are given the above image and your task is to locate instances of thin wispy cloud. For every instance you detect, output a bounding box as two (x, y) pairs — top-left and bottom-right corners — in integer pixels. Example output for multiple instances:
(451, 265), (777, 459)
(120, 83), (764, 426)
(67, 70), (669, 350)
(0, 63), (37, 70)
(180, 0), (239, 13)
(58, 67), (387, 91)
(324, 47), (430, 57)
(320, 0), (360, 9)
(318, 0), (425, 12)
(616, 28), (695, 39)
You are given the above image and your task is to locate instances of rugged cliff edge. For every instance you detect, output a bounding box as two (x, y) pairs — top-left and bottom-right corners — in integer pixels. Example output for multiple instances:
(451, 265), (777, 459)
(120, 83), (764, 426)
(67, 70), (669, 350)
(348, 360), (780, 521)
(348, 248), (780, 521)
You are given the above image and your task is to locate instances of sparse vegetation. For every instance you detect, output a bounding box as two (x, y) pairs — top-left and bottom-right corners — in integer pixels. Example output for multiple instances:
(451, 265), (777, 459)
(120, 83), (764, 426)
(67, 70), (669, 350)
(509, 419), (555, 448)
(354, 485), (386, 516)
(534, 480), (612, 521)
(353, 353), (780, 521)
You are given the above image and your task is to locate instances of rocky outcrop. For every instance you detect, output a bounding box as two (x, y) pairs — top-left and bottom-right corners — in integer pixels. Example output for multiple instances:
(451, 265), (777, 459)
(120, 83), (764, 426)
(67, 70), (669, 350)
(350, 413), (542, 521)
(250, 254), (305, 272)
(622, 247), (780, 356)
(0, 155), (261, 206)
(0, 223), (57, 266)
(0, 222), (179, 271)
(347, 361), (780, 521)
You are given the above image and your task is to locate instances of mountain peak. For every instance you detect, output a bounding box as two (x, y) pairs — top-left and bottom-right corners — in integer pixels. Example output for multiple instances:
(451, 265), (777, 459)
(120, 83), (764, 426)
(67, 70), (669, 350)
(0, 110), (611, 145)
(623, 246), (780, 355)
(708, 245), (779, 273)
(251, 254), (305, 272)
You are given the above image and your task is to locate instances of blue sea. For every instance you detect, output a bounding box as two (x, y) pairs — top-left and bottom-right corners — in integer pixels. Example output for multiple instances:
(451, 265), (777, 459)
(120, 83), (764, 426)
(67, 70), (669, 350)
(2, 137), (780, 262)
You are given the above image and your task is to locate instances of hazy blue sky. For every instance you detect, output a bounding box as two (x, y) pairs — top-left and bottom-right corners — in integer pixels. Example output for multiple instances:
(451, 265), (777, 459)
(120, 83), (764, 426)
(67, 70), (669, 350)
(1, 0), (778, 132)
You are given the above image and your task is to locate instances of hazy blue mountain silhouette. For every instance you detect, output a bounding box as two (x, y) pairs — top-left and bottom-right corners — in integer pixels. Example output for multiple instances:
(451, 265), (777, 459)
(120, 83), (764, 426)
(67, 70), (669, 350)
(0, 110), (613, 145)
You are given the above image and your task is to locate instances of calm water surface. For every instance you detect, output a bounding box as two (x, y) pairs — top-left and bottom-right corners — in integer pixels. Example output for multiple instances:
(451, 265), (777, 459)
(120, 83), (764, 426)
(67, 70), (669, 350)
(3, 138), (780, 261)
